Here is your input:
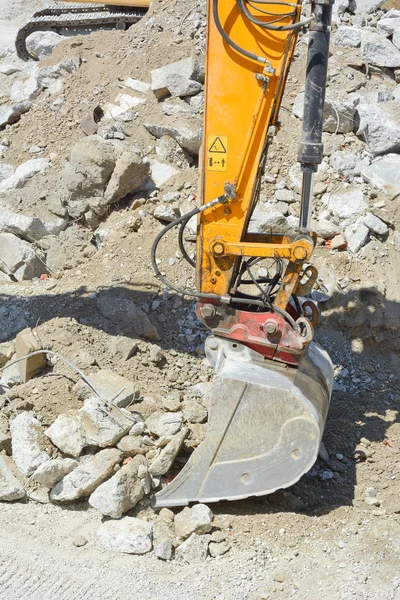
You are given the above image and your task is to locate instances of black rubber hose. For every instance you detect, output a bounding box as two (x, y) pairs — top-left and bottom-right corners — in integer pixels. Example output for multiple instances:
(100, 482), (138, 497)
(236, 0), (310, 31)
(178, 217), (196, 268)
(213, 0), (267, 64)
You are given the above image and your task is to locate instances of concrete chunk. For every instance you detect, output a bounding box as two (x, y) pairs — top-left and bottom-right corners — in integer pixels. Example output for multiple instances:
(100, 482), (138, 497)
(176, 533), (209, 563)
(361, 30), (400, 68)
(89, 455), (146, 518)
(45, 410), (85, 457)
(333, 26), (362, 47)
(151, 57), (203, 100)
(363, 213), (388, 236)
(361, 154), (400, 197)
(324, 190), (367, 219)
(0, 233), (45, 281)
(149, 428), (188, 477)
(146, 411), (183, 438)
(144, 123), (202, 155)
(0, 158), (49, 193)
(104, 150), (150, 203)
(345, 221), (369, 253)
(356, 102), (400, 156)
(50, 448), (122, 502)
(75, 369), (139, 408)
(98, 516), (153, 554)
(10, 412), (52, 477)
(174, 504), (213, 539)
(31, 458), (78, 489)
(0, 456), (26, 501)
(78, 397), (132, 448)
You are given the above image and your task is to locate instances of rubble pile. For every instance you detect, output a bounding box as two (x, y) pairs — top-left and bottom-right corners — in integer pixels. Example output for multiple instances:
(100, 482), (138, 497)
(0, 0), (399, 568)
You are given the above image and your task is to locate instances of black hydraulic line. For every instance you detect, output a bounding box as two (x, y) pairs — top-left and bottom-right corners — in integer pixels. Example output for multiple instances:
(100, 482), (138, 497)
(212, 0), (269, 65)
(178, 218), (196, 268)
(236, 0), (312, 31)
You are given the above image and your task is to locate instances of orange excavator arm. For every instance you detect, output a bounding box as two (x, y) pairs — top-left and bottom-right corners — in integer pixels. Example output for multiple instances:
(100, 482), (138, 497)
(152, 0), (335, 507)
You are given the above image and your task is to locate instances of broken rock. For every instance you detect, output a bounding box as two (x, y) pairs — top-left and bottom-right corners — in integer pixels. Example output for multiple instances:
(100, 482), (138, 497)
(104, 150), (149, 203)
(149, 428), (188, 477)
(0, 456), (26, 501)
(174, 503), (213, 539)
(95, 290), (160, 342)
(361, 154), (400, 198)
(155, 538), (173, 560)
(26, 31), (63, 60)
(0, 102), (32, 130)
(356, 102), (400, 156)
(78, 397), (132, 448)
(31, 458), (78, 489)
(89, 455), (146, 518)
(144, 123), (202, 155)
(10, 411), (52, 477)
(45, 410), (85, 458)
(50, 448), (122, 502)
(363, 213), (388, 236)
(176, 533), (209, 563)
(0, 158), (49, 193)
(97, 517), (153, 554)
(361, 30), (400, 68)
(333, 26), (362, 47)
(15, 327), (46, 383)
(146, 411), (183, 438)
(151, 57), (204, 100)
(75, 369), (138, 408)
(344, 220), (369, 253)
(323, 190), (367, 219)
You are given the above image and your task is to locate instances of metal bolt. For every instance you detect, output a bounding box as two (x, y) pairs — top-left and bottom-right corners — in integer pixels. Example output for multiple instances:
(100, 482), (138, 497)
(293, 245), (307, 261)
(200, 304), (216, 319)
(265, 322), (277, 335)
(213, 243), (224, 255)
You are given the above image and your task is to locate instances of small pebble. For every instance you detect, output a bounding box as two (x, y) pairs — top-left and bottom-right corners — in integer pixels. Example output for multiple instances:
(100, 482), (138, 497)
(73, 534), (88, 547)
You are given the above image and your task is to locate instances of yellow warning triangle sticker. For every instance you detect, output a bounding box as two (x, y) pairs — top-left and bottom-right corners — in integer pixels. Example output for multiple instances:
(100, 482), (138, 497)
(209, 136), (227, 153)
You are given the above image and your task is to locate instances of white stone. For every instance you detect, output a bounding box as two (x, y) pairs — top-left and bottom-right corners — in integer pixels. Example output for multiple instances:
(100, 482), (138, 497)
(149, 160), (180, 187)
(45, 410), (85, 457)
(176, 533), (209, 563)
(363, 213), (388, 235)
(377, 17), (400, 35)
(10, 412), (52, 477)
(174, 504), (213, 539)
(123, 78), (151, 94)
(249, 208), (294, 234)
(0, 64), (21, 75)
(88, 455), (146, 518)
(78, 397), (132, 448)
(97, 517), (153, 554)
(146, 412), (183, 438)
(361, 30), (400, 68)
(275, 189), (295, 203)
(10, 59), (81, 103)
(361, 154), (400, 197)
(155, 538), (173, 560)
(151, 57), (203, 100)
(26, 31), (63, 60)
(0, 456), (26, 501)
(0, 164), (14, 181)
(0, 208), (66, 241)
(153, 204), (180, 222)
(0, 232), (44, 281)
(312, 217), (341, 240)
(324, 190), (367, 219)
(356, 101), (400, 156)
(354, 0), (385, 13)
(0, 158), (49, 193)
(50, 448), (122, 502)
(149, 428), (188, 477)
(344, 221), (369, 253)
(144, 123), (202, 155)
(393, 30), (400, 51)
(31, 458), (78, 489)
(75, 369), (138, 408)
(333, 26), (362, 47)
(330, 151), (359, 178)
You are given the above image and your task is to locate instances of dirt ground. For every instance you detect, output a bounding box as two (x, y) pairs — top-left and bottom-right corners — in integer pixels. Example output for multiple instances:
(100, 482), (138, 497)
(0, 0), (399, 598)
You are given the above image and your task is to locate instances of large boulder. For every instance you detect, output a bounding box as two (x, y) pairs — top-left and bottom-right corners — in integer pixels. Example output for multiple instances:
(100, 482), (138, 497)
(0, 233), (45, 280)
(360, 30), (400, 68)
(356, 101), (400, 156)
